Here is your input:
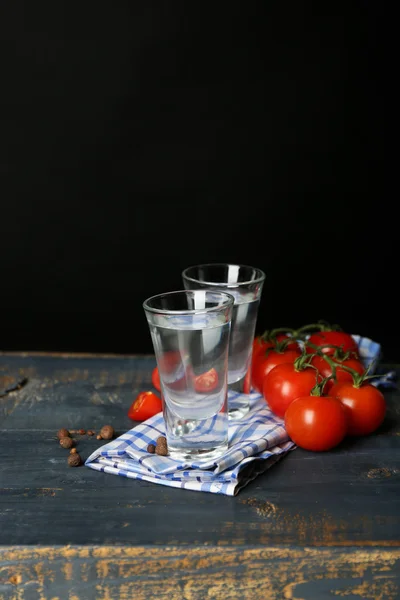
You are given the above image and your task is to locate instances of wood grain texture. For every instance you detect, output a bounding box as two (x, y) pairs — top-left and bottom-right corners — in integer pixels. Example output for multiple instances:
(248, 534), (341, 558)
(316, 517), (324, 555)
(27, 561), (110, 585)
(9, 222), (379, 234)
(0, 546), (399, 600)
(0, 354), (399, 599)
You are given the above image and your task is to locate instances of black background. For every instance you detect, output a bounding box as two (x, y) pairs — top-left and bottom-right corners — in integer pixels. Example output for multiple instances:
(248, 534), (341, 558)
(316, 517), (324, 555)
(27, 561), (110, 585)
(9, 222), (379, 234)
(0, 3), (393, 358)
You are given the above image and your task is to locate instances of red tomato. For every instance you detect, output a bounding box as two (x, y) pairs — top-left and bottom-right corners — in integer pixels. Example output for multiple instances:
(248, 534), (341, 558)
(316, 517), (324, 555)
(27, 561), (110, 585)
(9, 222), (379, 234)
(158, 350), (181, 374)
(128, 391), (162, 421)
(253, 334), (298, 362)
(306, 331), (359, 357)
(243, 367), (252, 394)
(285, 395), (348, 451)
(151, 366), (161, 391)
(252, 348), (301, 393)
(262, 362), (320, 418)
(194, 368), (218, 393)
(330, 382), (386, 436)
(310, 355), (365, 392)
(252, 336), (272, 362)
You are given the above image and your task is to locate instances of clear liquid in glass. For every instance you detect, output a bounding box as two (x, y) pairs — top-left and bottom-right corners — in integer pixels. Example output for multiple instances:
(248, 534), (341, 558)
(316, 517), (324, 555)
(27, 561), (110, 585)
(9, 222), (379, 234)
(149, 313), (229, 460)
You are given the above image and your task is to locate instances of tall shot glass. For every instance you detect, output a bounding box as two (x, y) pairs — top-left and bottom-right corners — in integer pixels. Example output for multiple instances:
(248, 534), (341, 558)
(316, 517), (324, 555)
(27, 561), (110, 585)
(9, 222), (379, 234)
(143, 290), (234, 461)
(182, 264), (265, 419)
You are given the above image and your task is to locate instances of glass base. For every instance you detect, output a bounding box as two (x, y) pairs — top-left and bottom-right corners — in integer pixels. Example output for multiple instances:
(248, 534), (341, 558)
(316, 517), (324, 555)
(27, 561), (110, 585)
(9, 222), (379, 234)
(227, 377), (251, 420)
(228, 402), (250, 420)
(168, 442), (228, 462)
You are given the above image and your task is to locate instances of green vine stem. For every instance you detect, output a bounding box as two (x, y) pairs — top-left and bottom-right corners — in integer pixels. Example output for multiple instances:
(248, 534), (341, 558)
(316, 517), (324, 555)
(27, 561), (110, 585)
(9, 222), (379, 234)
(305, 341), (349, 360)
(293, 351), (317, 372)
(260, 327), (296, 342)
(310, 375), (335, 396)
(305, 342), (381, 388)
(294, 320), (342, 338)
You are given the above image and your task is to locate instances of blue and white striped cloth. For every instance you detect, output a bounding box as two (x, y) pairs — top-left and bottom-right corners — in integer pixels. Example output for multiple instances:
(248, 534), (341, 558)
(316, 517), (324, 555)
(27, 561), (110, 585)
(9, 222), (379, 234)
(85, 335), (396, 496)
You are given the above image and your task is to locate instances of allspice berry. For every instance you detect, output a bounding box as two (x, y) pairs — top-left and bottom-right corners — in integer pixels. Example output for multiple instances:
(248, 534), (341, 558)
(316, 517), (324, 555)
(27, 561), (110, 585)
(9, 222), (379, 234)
(60, 437), (74, 449)
(57, 428), (70, 439)
(96, 434), (102, 440)
(87, 430), (95, 436)
(155, 436), (168, 456)
(68, 453), (82, 467)
(100, 425), (114, 440)
(147, 443), (156, 454)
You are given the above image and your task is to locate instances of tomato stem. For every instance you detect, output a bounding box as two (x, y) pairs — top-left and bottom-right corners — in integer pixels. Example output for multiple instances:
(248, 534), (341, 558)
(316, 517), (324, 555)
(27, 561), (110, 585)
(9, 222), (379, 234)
(262, 336), (294, 357)
(294, 320), (343, 337)
(260, 327), (295, 342)
(293, 351), (316, 372)
(305, 342), (379, 388)
(305, 341), (347, 359)
(310, 375), (334, 396)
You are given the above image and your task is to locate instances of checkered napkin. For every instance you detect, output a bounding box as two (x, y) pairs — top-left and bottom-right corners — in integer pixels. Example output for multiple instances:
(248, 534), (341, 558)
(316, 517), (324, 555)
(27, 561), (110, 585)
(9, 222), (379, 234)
(85, 335), (396, 496)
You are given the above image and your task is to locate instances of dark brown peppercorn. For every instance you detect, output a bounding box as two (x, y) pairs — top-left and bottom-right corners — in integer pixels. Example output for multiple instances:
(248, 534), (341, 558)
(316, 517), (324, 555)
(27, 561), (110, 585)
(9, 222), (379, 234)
(87, 430), (95, 436)
(147, 443), (156, 454)
(68, 453), (82, 467)
(70, 447), (77, 454)
(57, 428), (70, 439)
(78, 429), (86, 435)
(100, 425), (115, 440)
(60, 437), (74, 449)
(155, 436), (168, 456)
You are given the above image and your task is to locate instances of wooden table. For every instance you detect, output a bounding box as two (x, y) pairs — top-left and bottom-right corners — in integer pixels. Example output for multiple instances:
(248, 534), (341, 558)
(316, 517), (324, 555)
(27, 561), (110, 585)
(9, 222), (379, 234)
(0, 353), (399, 600)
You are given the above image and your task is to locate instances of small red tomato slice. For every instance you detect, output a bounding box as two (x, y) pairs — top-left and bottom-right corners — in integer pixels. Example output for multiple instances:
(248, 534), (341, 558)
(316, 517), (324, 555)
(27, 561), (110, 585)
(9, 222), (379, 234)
(151, 366), (161, 391)
(128, 391), (162, 421)
(194, 368), (218, 393)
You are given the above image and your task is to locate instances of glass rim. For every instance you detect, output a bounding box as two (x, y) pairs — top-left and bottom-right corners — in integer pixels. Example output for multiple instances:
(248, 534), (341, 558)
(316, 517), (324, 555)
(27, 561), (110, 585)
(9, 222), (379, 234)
(143, 289), (235, 315)
(182, 263), (266, 288)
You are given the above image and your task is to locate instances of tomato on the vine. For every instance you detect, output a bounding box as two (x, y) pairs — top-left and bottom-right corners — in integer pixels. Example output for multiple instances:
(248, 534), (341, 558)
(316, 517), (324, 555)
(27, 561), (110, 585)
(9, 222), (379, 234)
(128, 391), (162, 421)
(310, 355), (365, 392)
(285, 394), (348, 451)
(262, 359), (320, 418)
(330, 381), (386, 436)
(194, 368), (219, 393)
(252, 348), (301, 393)
(253, 333), (298, 363)
(306, 331), (359, 358)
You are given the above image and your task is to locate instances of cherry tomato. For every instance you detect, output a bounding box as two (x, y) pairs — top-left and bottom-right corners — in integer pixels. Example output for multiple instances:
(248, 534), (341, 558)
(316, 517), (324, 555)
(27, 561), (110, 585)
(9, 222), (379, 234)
(262, 362), (320, 418)
(243, 367), (252, 394)
(194, 368), (218, 393)
(329, 381), (386, 436)
(151, 366), (161, 391)
(285, 395), (348, 451)
(128, 391), (162, 421)
(306, 331), (359, 357)
(156, 350), (187, 391)
(310, 355), (365, 392)
(252, 348), (301, 393)
(252, 334), (298, 362)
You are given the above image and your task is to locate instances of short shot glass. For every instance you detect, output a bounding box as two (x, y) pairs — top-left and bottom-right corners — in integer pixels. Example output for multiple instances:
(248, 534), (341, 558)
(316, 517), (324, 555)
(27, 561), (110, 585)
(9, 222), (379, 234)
(143, 290), (234, 461)
(182, 264), (265, 419)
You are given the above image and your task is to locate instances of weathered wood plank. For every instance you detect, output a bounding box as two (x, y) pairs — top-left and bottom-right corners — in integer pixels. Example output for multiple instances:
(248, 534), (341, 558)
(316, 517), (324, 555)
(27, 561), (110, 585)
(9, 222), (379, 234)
(0, 355), (399, 599)
(0, 546), (399, 600)
(1, 430), (399, 547)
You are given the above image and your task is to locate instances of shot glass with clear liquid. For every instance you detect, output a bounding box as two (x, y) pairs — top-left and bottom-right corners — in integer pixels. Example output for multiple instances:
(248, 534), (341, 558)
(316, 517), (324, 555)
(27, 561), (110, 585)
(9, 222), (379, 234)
(143, 290), (234, 462)
(182, 264), (265, 420)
